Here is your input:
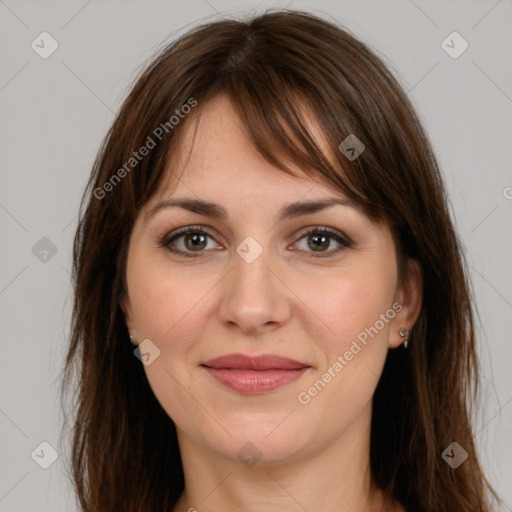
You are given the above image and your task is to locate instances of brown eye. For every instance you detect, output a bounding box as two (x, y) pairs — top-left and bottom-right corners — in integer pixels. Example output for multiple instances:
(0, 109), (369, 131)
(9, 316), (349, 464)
(308, 233), (331, 251)
(183, 232), (208, 251)
(162, 226), (219, 257)
(294, 227), (351, 257)
(162, 225), (351, 259)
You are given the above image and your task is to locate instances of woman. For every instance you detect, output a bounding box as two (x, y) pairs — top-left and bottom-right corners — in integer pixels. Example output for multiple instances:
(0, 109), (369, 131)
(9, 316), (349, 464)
(60, 9), (501, 512)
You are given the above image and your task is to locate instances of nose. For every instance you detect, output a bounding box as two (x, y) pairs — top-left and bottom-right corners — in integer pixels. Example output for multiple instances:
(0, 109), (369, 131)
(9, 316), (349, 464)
(217, 241), (291, 335)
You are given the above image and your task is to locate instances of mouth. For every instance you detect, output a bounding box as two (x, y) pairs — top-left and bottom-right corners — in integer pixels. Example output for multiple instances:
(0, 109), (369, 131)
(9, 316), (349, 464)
(200, 353), (311, 395)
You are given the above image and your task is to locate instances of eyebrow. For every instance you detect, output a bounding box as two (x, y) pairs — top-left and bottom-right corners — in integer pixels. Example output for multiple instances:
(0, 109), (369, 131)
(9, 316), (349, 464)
(144, 196), (355, 224)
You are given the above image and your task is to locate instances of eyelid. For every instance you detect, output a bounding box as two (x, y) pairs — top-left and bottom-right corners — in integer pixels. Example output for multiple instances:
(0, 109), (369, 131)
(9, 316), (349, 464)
(294, 225), (352, 246)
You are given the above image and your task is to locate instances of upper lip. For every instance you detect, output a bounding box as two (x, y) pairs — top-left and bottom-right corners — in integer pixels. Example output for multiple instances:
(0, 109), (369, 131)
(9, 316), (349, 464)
(201, 353), (310, 370)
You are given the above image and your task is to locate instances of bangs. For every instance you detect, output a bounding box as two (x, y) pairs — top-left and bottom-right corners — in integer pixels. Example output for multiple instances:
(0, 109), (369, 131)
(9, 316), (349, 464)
(139, 15), (416, 229)
(173, 77), (385, 223)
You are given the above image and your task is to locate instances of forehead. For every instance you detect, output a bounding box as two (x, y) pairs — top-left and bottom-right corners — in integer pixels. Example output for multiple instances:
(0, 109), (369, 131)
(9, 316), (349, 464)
(150, 94), (342, 205)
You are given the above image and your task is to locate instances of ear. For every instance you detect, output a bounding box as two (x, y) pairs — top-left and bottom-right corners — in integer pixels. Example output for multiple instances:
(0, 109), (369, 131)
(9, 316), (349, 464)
(120, 295), (139, 346)
(389, 258), (423, 349)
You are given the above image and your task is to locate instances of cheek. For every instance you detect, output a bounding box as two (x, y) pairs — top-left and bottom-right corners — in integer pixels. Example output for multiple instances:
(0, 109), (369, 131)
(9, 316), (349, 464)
(294, 265), (396, 412)
(300, 264), (397, 352)
(295, 277), (393, 428)
(127, 252), (206, 341)
(126, 259), (211, 423)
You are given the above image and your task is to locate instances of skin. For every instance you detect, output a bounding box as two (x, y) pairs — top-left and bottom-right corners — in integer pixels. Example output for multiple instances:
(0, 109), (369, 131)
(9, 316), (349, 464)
(122, 94), (422, 512)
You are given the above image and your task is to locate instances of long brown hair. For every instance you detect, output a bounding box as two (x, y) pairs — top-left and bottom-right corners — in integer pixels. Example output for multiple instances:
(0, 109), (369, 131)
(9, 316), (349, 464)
(60, 9), (500, 511)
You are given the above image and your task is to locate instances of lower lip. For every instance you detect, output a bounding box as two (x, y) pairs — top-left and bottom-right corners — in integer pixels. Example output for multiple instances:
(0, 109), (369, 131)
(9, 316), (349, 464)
(202, 367), (309, 394)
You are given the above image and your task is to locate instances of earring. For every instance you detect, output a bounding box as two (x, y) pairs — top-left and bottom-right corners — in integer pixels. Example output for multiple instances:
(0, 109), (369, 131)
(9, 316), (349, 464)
(399, 327), (409, 348)
(128, 329), (137, 344)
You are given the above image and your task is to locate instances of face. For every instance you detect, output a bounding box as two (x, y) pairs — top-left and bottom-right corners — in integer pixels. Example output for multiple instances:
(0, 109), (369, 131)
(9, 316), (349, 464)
(122, 94), (420, 466)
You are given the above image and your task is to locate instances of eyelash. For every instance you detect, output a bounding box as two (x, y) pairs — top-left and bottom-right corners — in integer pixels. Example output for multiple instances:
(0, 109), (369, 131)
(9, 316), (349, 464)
(160, 225), (352, 259)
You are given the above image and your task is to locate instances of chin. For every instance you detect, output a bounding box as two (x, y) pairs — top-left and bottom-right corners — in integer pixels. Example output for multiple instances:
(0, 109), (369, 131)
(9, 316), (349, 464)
(209, 417), (319, 467)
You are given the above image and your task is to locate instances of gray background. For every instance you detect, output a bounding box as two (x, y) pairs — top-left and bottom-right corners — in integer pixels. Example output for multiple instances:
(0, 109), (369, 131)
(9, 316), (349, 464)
(0, 0), (511, 510)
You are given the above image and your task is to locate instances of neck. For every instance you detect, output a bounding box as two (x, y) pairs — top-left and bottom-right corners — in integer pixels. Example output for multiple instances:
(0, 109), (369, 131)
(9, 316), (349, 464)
(172, 404), (398, 512)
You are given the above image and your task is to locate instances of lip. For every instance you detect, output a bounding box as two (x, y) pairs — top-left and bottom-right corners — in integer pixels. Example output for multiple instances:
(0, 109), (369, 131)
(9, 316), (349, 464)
(201, 353), (311, 394)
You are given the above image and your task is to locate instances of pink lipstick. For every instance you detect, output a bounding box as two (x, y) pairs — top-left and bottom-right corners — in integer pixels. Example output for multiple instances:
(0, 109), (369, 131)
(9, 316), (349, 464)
(201, 353), (310, 394)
